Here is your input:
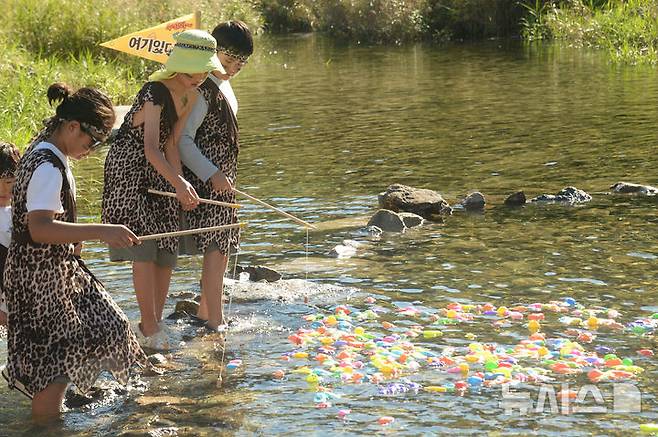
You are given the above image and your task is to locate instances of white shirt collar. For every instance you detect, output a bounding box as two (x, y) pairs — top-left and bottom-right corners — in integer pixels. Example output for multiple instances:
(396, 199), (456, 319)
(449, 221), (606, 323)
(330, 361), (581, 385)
(33, 141), (70, 170)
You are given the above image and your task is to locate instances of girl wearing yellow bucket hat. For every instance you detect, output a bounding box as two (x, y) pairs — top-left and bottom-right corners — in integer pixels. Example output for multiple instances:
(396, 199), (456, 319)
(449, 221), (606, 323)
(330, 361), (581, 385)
(102, 29), (221, 350)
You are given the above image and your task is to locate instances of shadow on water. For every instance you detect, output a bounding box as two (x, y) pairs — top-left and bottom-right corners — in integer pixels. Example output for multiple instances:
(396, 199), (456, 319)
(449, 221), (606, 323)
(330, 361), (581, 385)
(1, 35), (657, 435)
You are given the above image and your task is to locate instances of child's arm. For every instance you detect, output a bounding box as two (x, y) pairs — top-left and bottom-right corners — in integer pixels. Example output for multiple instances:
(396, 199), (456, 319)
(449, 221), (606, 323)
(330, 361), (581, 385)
(179, 94), (219, 181)
(179, 95), (233, 192)
(142, 101), (199, 207)
(164, 99), (195, 179)
(28, 210), (140, 248)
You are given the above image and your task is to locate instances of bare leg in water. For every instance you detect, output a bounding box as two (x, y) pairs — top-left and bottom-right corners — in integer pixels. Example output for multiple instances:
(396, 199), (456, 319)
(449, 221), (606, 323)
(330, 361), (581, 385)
(133, 261), (161, 337)
(197, 249), (229, 329)
(154, 264), (173, 323)
(32, 382), (68, 422)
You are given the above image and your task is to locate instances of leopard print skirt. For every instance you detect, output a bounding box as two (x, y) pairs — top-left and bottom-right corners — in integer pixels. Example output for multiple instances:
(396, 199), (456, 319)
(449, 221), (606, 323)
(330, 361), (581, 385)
(4, 149), (146, 395)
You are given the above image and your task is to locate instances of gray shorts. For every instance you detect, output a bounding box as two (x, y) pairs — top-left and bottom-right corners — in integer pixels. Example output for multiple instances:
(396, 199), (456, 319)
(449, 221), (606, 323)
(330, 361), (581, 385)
(178, 211), (223, 256)
(179, 235), (221, 256)
(109, 240), (177, 268)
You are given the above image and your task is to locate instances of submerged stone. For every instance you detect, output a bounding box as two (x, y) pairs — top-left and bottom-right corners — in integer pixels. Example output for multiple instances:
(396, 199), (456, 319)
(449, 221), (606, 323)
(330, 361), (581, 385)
(351, 225), (383, 239)
(505, 191), (526, 207)
(530, 186), (592, 204)
(610, 181), (658, 196)
(234, 265), (283, 282)
(398, 212), (425, 228)
(174, 299), (200, 315)
(367, 209), (406, 232)
(378, 184), (452, 220)
(460, 191), (486, 212)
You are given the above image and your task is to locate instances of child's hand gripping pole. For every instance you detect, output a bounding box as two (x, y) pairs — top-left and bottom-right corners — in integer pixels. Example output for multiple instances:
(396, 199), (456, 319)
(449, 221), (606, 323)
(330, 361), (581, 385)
(148, 188), (242, 209)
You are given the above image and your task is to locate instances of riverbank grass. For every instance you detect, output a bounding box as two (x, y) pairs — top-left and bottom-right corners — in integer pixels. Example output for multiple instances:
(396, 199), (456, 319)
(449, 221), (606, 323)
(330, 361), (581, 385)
(545, 0), (658, 64)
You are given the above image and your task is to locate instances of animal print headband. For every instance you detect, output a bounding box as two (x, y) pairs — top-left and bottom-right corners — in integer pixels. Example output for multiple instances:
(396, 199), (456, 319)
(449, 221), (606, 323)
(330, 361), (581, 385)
(217, 46), (250, 63)
(79, 121), (110, 142)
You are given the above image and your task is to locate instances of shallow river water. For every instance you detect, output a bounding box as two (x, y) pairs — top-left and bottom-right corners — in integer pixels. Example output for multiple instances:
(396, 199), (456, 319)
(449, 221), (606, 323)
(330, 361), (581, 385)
(1, 35), (657, 436)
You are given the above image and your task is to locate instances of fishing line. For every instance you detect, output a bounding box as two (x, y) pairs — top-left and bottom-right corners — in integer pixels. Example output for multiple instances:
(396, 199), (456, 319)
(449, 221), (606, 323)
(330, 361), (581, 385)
(217, 227), (241, 386)
(305, 227), (309, 282)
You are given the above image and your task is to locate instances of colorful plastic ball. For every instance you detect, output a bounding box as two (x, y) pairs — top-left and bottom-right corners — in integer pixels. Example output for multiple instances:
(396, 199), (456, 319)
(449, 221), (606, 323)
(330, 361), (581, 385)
(378, 416), (395, 425)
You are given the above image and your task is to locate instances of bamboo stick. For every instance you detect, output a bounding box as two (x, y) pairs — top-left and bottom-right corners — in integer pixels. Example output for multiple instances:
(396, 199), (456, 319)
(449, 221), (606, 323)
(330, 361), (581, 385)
(233, 188), (317, 229)
(139, 222), (246, 241)
(148, 189), (241, 209)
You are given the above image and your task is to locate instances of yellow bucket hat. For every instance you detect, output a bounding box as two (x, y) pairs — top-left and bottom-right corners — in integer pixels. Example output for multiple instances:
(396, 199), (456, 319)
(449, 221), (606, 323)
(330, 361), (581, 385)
(149, 29), (223, 81)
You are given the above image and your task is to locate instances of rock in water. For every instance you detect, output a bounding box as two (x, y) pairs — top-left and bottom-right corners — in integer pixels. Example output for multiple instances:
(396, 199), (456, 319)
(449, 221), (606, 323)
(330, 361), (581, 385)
(398, 212), (424, 228)
(352, 225), (383, 238)
(174, 299), (200, 315)
(530, 186), (592, 204)
(367, 209), (406, 232)
(234, 265), (283, 282)
(505, 191), (526, 207)
(378, 184), (452, 219)
(610, 182), (658, 196)
(330, 240), (366, 258)
(460, 192), (486, 211)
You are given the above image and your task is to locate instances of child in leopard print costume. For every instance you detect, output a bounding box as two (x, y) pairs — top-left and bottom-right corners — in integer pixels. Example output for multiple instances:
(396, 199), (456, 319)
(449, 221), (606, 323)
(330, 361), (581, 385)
(0, 142), (20, 327)
(102, 30), (222, 349)
(179, 21), (253, 331)
(2, 83), (146, 420)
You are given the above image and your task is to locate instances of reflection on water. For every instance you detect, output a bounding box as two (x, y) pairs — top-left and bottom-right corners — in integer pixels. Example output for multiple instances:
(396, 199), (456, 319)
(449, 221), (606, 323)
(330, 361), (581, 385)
(1, 35), (657, 435)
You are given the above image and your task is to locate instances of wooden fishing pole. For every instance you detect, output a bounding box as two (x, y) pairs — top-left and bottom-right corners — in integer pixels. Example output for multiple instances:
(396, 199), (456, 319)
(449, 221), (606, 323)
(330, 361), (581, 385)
(139, 222), (246, 241)
(148, 189), (242, 209)
(233, 188), (317, 229)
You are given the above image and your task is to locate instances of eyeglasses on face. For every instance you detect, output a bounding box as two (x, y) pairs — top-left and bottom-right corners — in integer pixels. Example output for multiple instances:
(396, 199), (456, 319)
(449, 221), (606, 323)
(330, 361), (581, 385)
(79, 122), (105, 151)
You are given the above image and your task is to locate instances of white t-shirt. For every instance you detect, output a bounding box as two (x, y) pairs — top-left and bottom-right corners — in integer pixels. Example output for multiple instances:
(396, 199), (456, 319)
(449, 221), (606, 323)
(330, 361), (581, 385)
(26, 142), (76, 213)
(218, 77), (238, 116)
(0, 205), (11, 248)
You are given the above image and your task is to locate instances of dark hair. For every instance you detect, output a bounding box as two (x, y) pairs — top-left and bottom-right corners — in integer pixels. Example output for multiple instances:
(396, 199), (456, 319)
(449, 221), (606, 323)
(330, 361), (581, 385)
(47, 83), (116, 138)
(0, 142), (20, 178)
(211, 20), (253, 57)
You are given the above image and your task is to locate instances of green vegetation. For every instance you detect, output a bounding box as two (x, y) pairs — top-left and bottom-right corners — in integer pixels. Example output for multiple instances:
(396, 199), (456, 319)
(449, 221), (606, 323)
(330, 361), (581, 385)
(2, 0), (262, 57)
(540, 0), (658, 65)
(258, 0), (658, 63)
(257, 0), (529, 43)
(0, 0), (262, 147)
(0, 42), (144, 147)
(1, 0), (657, 147)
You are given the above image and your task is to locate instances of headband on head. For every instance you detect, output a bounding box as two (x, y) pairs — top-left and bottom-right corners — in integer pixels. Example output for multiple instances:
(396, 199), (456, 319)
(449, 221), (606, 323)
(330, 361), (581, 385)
(79, 121), (110, 142)
(217, 46), (250, 63)
(0, 168), (16, 179)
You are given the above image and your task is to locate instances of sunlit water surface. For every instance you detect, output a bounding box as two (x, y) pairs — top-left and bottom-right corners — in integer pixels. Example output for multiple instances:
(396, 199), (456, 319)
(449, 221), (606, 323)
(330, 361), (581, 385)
(1, 36), (657, 436)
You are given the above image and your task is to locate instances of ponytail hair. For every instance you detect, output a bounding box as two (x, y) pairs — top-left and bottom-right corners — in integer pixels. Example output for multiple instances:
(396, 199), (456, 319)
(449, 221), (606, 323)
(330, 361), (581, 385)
(47, 82), (73, 106)
(46, 82), (116, 140)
